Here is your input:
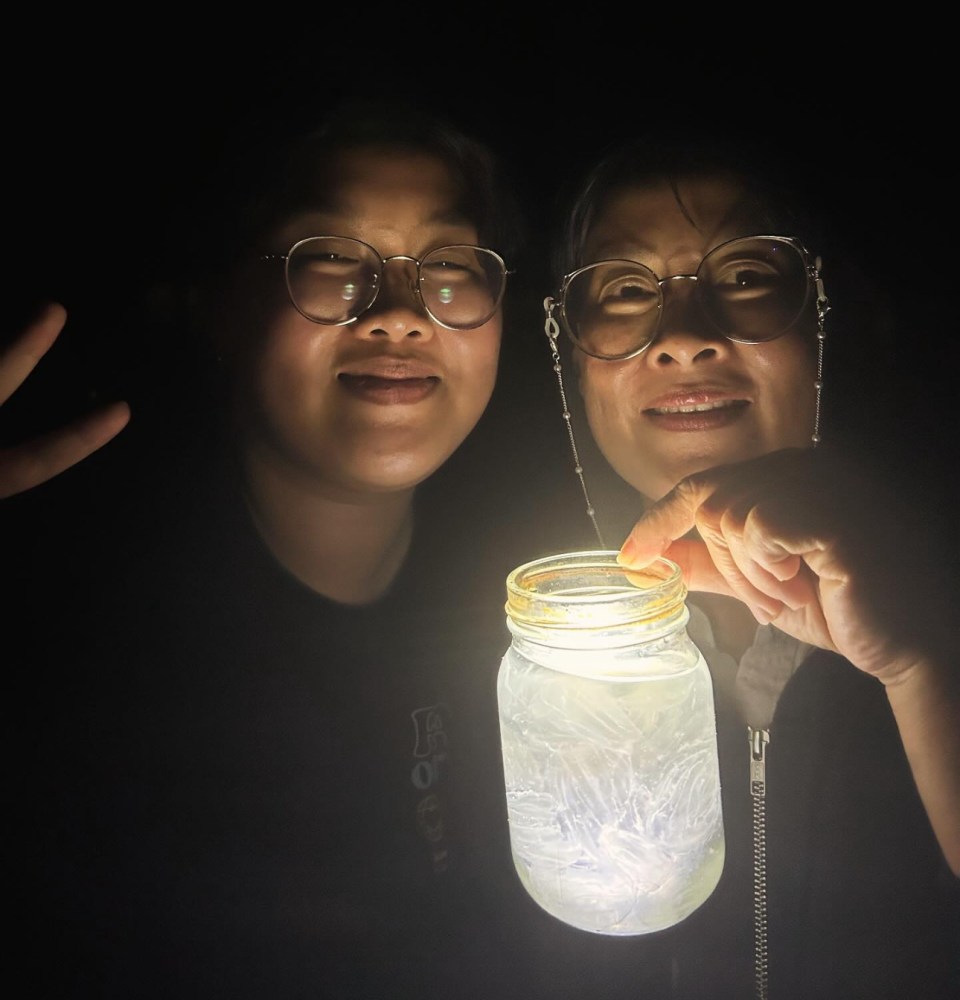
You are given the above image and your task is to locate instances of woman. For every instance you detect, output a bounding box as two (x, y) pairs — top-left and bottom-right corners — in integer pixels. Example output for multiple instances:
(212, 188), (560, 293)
(6, 99), (540, 998)
(5, 98), (519, 600)
(545, 132), (960, 998)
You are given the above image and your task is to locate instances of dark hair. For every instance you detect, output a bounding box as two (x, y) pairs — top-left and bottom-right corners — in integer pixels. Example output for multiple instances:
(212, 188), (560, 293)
(553, 129), (826, 283)
(201, 97), (524, 277)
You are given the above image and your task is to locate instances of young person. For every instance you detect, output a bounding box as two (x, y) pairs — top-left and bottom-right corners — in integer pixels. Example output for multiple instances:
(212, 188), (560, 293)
(6, 99), (542, 998)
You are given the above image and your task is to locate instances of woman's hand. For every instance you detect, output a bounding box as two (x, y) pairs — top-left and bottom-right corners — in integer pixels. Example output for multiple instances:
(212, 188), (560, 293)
(619, 445), (960, 872)
(1, 304), (130, 499)
(617, 447), (951, 686)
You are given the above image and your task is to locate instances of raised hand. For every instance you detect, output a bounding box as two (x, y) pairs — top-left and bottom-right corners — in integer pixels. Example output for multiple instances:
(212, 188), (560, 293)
(617, 446), (960, 869)
(617, 447), (950, 685)
(1, 304), (130, 499)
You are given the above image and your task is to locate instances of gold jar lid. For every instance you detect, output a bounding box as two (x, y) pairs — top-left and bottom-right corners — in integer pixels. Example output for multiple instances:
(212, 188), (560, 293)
(505, 550), (687, 637)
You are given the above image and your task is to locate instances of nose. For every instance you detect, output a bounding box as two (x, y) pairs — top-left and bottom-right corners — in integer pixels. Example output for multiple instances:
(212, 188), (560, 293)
(351, 257), (435, 343)
(644, 275), (730, 368)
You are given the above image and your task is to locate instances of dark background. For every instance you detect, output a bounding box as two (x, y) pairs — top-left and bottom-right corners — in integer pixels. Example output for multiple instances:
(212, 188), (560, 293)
(3, 27), (958, 997)
(5, 27), (958, 540)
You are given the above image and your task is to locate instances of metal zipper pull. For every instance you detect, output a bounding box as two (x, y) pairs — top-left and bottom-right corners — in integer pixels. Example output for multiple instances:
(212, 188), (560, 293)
(748, 726), (770, 1000)
(750, 726), (770, 798)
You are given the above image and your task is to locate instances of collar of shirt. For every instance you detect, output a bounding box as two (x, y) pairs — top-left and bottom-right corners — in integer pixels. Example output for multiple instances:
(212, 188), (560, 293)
(686, 603), (814, 729)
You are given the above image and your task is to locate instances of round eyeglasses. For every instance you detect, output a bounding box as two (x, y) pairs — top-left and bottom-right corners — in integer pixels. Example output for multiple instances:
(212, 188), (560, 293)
(262, 236), (509, 331)
(554, 235), (819, 361)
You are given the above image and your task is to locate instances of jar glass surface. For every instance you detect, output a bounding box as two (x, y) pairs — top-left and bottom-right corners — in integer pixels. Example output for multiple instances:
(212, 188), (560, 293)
(497, 551), (724, 935)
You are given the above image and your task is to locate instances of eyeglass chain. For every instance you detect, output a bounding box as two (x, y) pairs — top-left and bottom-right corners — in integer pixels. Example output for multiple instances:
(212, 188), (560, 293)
(811, 254), (830, 447)
(546, 263), (830, 1000)
(542, 297), (606, 549)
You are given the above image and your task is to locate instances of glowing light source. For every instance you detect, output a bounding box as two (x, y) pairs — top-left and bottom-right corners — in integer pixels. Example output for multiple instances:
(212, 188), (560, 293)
(497, 550), (724, 935)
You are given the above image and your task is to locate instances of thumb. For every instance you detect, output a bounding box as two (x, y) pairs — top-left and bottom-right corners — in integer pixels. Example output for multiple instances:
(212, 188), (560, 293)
(617, 484), (703, 568)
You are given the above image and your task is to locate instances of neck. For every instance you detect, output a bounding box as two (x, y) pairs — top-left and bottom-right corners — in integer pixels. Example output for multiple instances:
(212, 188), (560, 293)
(241, 445), (415, 606)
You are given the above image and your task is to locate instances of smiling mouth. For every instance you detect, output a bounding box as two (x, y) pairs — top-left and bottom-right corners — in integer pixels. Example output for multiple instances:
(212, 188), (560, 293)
(643, 397), (750, 430)
(646, 399), (747, 415)
(337, 373), (441, 404)
(339, 373), (440, 386)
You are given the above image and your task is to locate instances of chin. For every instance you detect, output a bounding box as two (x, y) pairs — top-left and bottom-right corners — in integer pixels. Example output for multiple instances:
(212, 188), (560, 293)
(622, 452), (735, 503)
(347, 457), (448, 496)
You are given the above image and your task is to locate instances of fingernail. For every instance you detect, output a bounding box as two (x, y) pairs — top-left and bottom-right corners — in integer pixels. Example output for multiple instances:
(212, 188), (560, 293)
(617, 537), (639, 566)
(752, 601), (782, 624)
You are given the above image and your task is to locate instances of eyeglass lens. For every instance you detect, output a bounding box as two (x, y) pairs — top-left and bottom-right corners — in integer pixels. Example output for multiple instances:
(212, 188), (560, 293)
(561, 236), (811, 360)
(285, 237), (505, 329)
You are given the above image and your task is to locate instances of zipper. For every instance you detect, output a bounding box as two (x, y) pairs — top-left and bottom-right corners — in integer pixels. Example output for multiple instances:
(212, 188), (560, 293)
(749, 726), (770, 1000)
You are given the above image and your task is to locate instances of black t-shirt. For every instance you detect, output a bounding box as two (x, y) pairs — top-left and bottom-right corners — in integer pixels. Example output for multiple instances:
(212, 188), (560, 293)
(7, 429), (958, 999)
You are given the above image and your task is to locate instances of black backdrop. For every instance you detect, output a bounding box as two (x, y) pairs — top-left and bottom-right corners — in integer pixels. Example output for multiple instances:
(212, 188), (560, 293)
(5, 25), (958, 536)
(3, 29), (958, 1000)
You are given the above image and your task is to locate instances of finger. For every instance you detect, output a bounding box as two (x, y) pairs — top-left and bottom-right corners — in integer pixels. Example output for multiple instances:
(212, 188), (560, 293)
(0, 303), (67, 405)
(740, 501), (832, 610)
(655, 538), (739, 599)
(696, 508), (785, 620)
(716, 504), (808, 609)
(616, 451), (810, 569)
(615, 474), (784, 619)
(617, 475), (715, 568)
(723, 534), (814, 617)
(0, 400), (130, 499)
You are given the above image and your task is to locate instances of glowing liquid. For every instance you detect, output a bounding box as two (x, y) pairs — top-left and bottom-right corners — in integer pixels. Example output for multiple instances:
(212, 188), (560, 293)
(497, 644), (724, 935)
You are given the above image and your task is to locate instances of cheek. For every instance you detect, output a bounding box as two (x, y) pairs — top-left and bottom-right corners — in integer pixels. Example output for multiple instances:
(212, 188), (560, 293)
(579, 362), (633, 446)
(756, 338), (818, 438)
(250, 316), (334, 406)
(452, 323), (501, 413)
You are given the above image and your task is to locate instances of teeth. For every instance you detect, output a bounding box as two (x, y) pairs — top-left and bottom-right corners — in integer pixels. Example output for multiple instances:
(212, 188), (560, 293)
(651, 400), (739, 414)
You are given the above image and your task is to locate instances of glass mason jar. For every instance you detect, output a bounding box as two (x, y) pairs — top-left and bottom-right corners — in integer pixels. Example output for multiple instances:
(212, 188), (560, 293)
(497, 550), (724, 936)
